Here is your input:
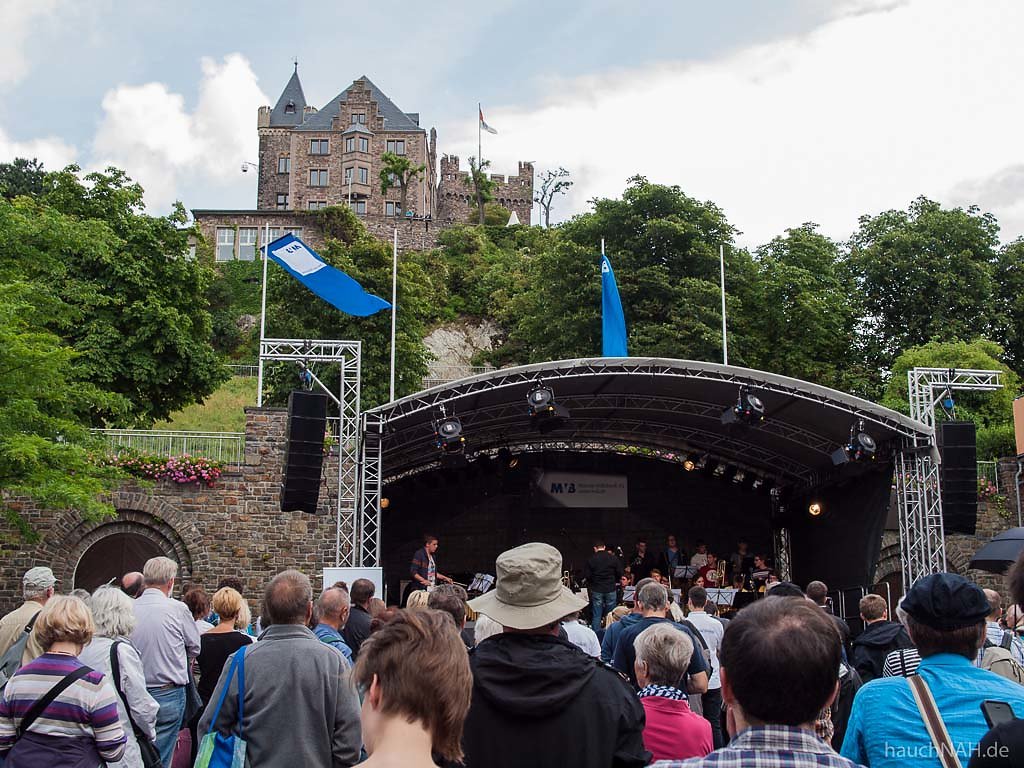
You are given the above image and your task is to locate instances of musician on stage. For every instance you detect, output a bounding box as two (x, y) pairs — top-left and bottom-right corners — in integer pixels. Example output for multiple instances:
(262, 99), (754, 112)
(698, 552), (723, 588)
(405, 534), (452, 605)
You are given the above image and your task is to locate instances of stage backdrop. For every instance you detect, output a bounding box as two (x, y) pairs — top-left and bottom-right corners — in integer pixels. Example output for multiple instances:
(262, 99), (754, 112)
(532, 470), (628, 508)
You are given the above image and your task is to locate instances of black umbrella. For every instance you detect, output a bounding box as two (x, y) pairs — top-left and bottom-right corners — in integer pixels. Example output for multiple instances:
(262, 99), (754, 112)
(969, 527), (1024, 573)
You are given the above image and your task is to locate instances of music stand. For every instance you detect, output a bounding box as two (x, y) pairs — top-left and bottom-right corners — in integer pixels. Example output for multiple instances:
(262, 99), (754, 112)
(674, 566), (700, 581)
(706, 588), (736, 607)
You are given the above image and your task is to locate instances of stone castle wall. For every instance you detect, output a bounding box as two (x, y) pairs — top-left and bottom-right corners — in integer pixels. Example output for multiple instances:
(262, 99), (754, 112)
(0, 409), (347, 615)
(436, 154), (534, 225)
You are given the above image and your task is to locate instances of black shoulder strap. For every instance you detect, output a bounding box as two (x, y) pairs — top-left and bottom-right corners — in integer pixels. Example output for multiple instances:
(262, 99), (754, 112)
(16, 664), (93, 738)
(109, 641), (146, 738)
(1001, 631), (1014, 650)
(24, 611), (40, 633)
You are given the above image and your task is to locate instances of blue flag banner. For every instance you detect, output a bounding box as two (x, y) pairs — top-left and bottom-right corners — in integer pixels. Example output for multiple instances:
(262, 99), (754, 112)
(265, 233), (391, 317)
(601, 254), (628, 356)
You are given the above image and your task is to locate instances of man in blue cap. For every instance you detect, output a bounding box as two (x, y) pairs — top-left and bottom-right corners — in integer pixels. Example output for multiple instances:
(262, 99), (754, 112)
(841, 573), (1024, 768)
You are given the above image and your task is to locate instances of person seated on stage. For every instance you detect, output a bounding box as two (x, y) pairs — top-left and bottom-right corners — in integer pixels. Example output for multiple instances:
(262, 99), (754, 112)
(690, 542), (709, 569)
(750, 555), (772, 592)
(622, 567), (635, 587)
(732, 575), (747, 592)
(694, 575), (706, 588)
(698, 553), (723, 588)
(634, 623), (713, 762)
(630, 539), (656, 581)
(659, 534), (685, 576)
(650, 568), (663, 584)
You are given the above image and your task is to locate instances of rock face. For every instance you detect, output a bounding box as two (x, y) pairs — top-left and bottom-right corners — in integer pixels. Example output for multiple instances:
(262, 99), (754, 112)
(423, 317), (500, 385)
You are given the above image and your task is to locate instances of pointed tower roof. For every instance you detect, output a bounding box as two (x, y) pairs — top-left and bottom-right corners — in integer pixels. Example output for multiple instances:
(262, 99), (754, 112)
(269, 64), (307, 127)
(297, 76), (423, 133)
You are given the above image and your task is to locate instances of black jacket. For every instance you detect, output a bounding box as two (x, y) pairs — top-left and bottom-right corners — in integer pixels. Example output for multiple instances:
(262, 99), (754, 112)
(341, 604), (373, 658)
(585, 550), (623, 593)
(463, 633), (650, 768)
(851, 620), (913, 682)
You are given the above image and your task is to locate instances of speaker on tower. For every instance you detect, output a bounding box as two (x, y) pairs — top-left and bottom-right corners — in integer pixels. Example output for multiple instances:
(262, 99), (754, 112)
(938, 421), (978, 535)
(281, 390), (328, 514)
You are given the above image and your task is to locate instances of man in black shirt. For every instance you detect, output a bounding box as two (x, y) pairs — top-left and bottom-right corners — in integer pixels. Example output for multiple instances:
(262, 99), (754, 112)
(341, 578), (374, 658)
(629, 538), (656, 581)
(584, 540), (623, 632)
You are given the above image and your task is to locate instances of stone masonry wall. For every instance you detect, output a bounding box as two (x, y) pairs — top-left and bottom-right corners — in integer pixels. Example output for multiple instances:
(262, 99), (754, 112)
(0, 408), (349, 615)
(436, 154), (534, 225)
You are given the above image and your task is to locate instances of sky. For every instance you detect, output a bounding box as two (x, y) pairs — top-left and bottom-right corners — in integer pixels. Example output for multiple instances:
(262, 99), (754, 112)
(2, 0), (1023, 247)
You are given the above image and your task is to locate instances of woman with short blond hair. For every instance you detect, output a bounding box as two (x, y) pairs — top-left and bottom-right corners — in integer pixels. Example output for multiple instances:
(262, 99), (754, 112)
(354, 608), (472, 766)
(0, 595), (127, 766)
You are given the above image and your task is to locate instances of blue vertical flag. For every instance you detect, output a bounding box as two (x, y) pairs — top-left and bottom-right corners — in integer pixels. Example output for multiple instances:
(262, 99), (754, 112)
(265, 233), (391, 316)
(601, 254), (628, 356)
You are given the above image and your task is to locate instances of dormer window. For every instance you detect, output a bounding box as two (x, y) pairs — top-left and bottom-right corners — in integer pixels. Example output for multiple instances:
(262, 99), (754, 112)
(350, 113), (366, 125)
(284, 100), (296, 115)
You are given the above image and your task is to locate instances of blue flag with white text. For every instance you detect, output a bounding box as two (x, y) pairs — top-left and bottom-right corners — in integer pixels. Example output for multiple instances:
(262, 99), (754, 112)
(601, 254), (628, 356)
(265, 233), (391, 316)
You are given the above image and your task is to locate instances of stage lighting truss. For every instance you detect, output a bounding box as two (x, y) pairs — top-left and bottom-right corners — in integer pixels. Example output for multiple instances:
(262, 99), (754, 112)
(721, 386), (766, 426)
(527, 383), (570, 432)
(831, 419), (877, 465)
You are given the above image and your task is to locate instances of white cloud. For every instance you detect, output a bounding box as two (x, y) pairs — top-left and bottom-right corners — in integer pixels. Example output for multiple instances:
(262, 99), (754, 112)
(0, 125), (76, 168)
(0, 0), (61, 88)
(91, 54), (268, 211)
(439, 0), (1024, 245)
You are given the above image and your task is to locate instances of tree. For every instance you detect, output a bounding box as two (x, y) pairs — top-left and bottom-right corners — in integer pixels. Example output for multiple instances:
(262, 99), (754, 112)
(0, 282), (123, 532)
(992, 237), (1024, 376)
(534, 167), (573, 227)
(0, 158), (45, 200)
(464, 156), (495, 225)
(0, 166), (226, 425)
(379, 152), (425, 218)
(881, 338), (1019, 459)
(262, 206), (443, 408)
(746, 224), (861, 391)
(848, 197), (999, 384)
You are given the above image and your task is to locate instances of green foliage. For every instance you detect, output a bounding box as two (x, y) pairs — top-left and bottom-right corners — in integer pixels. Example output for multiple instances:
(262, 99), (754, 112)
(0, 166), (227, 425)
(379, 152), (425, 217)
(206, 260), (261, 358)
(848, 197), (999, 378)
(992, 237), (1024, 375)
(482, 203), (512, 226)
(0, 283), (122, 529)
(263, 205), (440, 408)
(0, 158), (45, 200)
(464, 157), (496, 225)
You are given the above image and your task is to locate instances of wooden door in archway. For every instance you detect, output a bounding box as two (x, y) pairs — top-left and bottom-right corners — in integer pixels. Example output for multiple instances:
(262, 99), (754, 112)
(74, 533), (164, 591)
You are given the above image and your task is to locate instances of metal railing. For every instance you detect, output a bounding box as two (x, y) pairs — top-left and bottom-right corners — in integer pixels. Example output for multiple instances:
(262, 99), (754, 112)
(226, 364), (258, 378)
(978, 460), (1000, 493)
(422, 365), (496, 389)
(92, 429), (245, 469)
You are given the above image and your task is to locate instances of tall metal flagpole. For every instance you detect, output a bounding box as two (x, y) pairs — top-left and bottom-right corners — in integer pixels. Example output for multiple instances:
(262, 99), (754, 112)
(389, 228), (398, 402)
(257, 221), (270, 406)
(719, 243), (729, 365)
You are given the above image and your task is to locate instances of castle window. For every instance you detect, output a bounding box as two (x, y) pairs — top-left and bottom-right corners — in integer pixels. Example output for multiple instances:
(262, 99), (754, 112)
(284, 100), (296, 115)
(276, 193), (288, 209)
(309, 169), (329, 187)
(358, 167), (368, 184)
(351, 113), (366, 124)
(215, 228), (235, 262)
(359, 137), (369, 152)
(308, 201), (328, 210)
(277, 156), (290, 174)
(309, 139), (329, 155)
(386, 140), (406, 155)
(349, 200), (366, 214)
(346, 137), (355, 152)
(267, 226), (302, 241)
(385, 201), (398, 217)
(238, 228), (258, 261)
(344, 167), (353, 183)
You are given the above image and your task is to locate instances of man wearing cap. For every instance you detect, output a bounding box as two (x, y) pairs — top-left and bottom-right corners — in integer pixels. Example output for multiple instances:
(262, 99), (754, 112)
(0, 567), (56, 664)
(464, 542), (650, 767)
(841, 573), (1024, 768)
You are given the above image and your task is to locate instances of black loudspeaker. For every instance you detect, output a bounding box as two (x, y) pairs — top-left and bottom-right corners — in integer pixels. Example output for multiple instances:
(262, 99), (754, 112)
(281, 390), (328, 514)
(938, 421), (978, 535)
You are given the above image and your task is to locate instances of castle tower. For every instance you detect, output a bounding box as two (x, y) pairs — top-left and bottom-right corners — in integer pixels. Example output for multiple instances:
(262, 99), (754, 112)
(257, 65), (308, 210)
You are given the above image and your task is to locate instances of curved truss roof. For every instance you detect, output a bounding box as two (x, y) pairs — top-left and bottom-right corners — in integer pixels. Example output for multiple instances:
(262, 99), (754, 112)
(366, 358), (932, 487)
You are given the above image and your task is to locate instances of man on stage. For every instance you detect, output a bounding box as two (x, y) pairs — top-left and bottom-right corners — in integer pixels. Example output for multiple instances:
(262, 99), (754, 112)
(405, 533), (452, 606)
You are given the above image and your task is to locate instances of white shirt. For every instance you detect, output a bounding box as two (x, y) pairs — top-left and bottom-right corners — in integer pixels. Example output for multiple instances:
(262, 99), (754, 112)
(986, 621), (1024, 665)
(690, 553), (709, 568)
(131, 588), (201, 686)
(561, 620), (601, 657)
(685, 609), (723, 689)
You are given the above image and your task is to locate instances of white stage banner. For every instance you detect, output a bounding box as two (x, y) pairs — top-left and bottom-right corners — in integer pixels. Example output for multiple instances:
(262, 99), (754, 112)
(534, 470), (628, 508)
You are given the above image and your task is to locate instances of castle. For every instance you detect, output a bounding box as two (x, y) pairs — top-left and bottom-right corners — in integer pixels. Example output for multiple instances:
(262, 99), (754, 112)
(193, 69), (534, 255)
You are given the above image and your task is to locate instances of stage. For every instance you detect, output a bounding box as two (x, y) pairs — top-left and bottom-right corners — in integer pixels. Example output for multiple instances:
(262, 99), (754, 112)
(358, 358), (932, 599)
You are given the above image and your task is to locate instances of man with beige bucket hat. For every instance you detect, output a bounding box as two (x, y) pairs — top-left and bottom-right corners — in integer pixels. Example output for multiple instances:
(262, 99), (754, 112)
(462, 542), (650, 767)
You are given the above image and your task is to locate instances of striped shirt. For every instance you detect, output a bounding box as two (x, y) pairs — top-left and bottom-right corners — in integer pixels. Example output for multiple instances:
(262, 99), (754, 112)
(0, 652), (126, 762)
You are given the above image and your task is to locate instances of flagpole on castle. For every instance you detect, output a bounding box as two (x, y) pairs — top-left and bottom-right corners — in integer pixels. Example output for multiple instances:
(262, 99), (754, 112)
(257, 221), (270, 406)
(389, 228), (398, 402)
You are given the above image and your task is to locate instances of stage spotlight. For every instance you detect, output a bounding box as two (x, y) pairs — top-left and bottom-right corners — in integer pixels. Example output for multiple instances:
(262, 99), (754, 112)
(751, 478), (764, 491)
(694, 454), (708, 471)
(808, 502), (823, 517)
(713, 463), (727, 478)
(497, 446), (521, 470)
(721, 386), (766, 426)
(683, 457), (696, 472)
(380, 497), (390, 510)
(831, 419), (878, 465)
(434, 411), (467, 470)
(732, 469), (746, 484)
(527, 384), (570, 433)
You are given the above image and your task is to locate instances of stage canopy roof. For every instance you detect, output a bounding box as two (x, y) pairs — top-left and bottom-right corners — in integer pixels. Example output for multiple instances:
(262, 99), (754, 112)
(366, 358), (932, 490)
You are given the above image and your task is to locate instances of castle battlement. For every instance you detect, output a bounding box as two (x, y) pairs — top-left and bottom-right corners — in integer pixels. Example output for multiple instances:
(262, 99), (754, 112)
(437, 154), (535, 224)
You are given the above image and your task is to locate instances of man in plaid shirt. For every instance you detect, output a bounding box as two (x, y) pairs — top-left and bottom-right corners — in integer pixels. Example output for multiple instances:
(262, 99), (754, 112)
(653, 598), (864, 767)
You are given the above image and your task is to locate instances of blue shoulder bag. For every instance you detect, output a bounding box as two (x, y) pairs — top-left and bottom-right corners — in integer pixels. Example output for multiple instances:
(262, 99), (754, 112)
(194, 645), (247, 768)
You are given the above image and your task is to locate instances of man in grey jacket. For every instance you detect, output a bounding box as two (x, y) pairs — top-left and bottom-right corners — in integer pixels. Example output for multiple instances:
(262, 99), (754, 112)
(199, 569), (362, 767)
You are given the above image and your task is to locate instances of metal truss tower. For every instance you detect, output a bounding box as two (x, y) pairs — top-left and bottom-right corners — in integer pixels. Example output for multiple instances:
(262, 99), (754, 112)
(898, 368), (1002, 588)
